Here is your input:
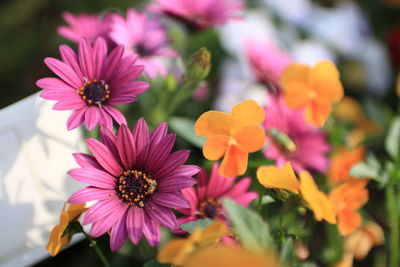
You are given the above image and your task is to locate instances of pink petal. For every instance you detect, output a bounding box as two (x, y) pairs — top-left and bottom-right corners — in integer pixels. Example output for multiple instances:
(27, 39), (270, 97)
(151, 192), (190, 209)
(36, 77), (75, 91)
(153, 150), (190, 179)
(145, 134), (175, 174)
(196, 168), (209, 201)
(98, 107), (113, 129)
(107, 95), (138, 105)
(132, 118), (150, 170)
(68, 186), (115, 203)
(157, 176), (196, 192)
(126, 207), (144, 244)
(103, 105), (127, 125)
(39, 90), (78, 101)
(171, 165), (201, 177)
(59, 44), (83, 79)
(84, 106), (100, 130)
(181, 187), (198, 211)
(100, 126), (120, 160)
(150, 122), (168, 144)
(44, 57), (82, 88)
(117, 124), (136, 170)
(83, 198), (121, 224)
(145, 200), (178, 230)
(110, 208), (128, 251)
(53, 99), (86, 111)
(72, 152), (102, 169)
(78, 39), (95, 80)
(93, 38), (107, 79)
(142, 212), (160, 247)
(68, 168), (116, 189)
(206, 163), (234, 198)
(67, 107), (87, 130)
(86, 138), (123, 176)
(90, 203), (127, 237)
(103, 45), (124, 81)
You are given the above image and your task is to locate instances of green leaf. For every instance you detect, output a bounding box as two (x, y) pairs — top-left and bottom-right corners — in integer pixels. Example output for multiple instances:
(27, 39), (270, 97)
(386, 117), (400, 160)
(142, 260), (170, 267)
(280, 237), (294, 264)
(350, 153), (381, 180)
(180, 218), (214, 233)
(222, 198), (272, 252)
(169, 116), (205, 148)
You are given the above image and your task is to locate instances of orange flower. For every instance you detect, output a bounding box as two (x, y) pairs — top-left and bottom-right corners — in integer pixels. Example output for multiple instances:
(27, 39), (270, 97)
(280, 60), (344, 126)
(46, 202), (87, 256)
(335, 97), (381, 147)
(158, 221), (230, 266)
(329, 146), (365, 185)
(195, 100), (266, 177)
(256, 162), (336, 224)
(329, 179), (369, 236)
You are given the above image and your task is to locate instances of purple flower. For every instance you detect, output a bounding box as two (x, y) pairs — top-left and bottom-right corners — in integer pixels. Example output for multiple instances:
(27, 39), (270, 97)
(264, 96), (330, 173)
(37, 38), (149, 130)
(177, 163), (258, 229)
(67, 119), (200, 250)
(110, 9), (178, 78)
(58, 12), (114, 45)
(154, 0), (244, 30)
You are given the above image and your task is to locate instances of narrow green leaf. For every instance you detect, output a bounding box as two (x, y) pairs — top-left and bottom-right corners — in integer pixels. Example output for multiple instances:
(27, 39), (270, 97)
(169, 116), (205, 149)
(350, 162), (379, 179)
(180, 218), (214, 233)
(222, 198), (272, 252)
(385, 117), (400, 160)
(280, 237), (294, 264)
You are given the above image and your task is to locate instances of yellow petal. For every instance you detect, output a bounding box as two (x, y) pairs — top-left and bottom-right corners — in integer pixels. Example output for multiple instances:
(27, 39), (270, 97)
(256, 162), (300, 194)
(195, 111), (236, 138)
(280, 63), (311, 90)
(311, 60), (344, 103)
(335, 97), (365, 124)
(197, 221), (230, 247)
(338, 209), (362, 236)
(219, 145), (248, 177)
(300, 171), (336, 224)
(231, 100), (265, 132)
(235, 125), (266, 153)
(66, 203), (87, 221)
(158, 239), (194, 266)
(46, 225), (69, 256)
(203, 135), (229, 160)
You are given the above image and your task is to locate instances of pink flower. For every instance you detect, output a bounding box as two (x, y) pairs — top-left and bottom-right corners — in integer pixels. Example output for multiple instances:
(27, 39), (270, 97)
(177, 163), (258, 228)
(68, 119), (200, 250)
(244, 38), (292, 90)
(154, 0), (244, 30)
(264, 96), (331, 173)
(57, 12), (114, 45)
(37, 38), (149, 131)
(110, 9), (178, 78)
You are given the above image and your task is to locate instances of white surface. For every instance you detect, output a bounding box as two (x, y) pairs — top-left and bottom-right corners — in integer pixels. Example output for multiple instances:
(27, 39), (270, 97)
(0, 93), (84, 267)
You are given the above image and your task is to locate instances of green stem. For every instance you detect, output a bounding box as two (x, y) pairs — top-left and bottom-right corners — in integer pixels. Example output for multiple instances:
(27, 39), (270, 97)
(72, 222), (111, 267)
(257, 194), (264, 214)
(386, 185), (399, 267)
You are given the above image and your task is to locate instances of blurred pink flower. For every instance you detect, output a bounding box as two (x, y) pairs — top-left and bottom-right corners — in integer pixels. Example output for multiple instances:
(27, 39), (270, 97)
(154, 0), (244, 30)
(110, 9), (178, 78)
(37, 38), (149, 131)
(68, 120), (199, 250)
(264, 96), (330, 173)
(177, 163), (258, 229)
(245, 38), (292, 90)
(58, 12), (114, 45)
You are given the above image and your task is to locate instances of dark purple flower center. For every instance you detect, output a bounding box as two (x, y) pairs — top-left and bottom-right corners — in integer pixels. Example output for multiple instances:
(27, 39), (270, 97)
(135, 43), (152, 57)
(198, 199), (221, 219)
(116, 170), (157, 207)
(78, 80), (110, 105)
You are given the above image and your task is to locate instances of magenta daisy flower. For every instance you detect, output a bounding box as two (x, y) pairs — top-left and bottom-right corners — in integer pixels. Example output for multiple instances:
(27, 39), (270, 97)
(58, 12), (114, 45)
(264, 96), (331, 173)
(37, 38), (149, 130)
(67, 119), (200, 250)
(110, 9), (178, 78)
(177, 163), (258, 228)
(244, 37), (292, 91)
(154, 0), (244, 30)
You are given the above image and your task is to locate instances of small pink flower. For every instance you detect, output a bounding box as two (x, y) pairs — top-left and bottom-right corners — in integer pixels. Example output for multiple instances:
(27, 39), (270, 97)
(68, 119), (200, 250)
(244, 37), (292, 90)
(58, 12), (114, 45)
(110, 9), (178, 78)
(264, 96), (331, 173)
(177, 163), (258, 228)
(154, 0), (244, 30)
(37, 38), (149, 130)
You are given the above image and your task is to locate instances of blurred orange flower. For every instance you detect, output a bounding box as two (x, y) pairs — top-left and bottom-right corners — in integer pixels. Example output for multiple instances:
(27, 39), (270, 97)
(158, 221), (230, 266)
(329, 179), (369, 236)
(335, 97), (381, 147)
(46, 202), (87, 256)
(280, 60), (344, 126)
(257, 162), (336, 224)
(329, 146), (365, 185)
(195, 100), (266, 177)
